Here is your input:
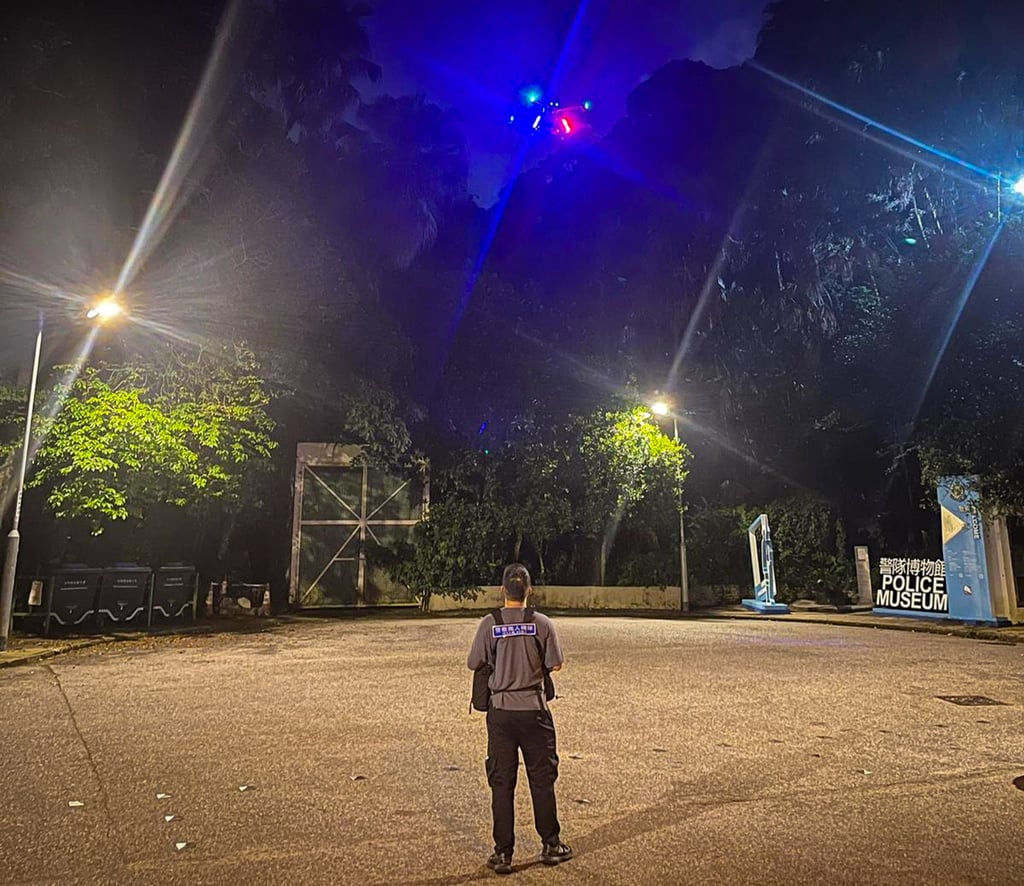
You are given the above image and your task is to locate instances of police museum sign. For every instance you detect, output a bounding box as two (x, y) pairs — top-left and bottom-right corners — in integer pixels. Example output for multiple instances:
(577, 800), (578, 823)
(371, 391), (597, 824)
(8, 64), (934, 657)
(875, 558), (947, 614)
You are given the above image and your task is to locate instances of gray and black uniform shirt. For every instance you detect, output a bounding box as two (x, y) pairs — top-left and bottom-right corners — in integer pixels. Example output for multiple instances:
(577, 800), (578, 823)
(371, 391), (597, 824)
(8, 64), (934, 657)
(467, 607), (564, 711)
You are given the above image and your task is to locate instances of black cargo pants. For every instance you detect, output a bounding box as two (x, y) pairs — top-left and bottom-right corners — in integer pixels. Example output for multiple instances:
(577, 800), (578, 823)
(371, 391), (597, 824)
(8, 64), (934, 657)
(485, 707), (561, 854)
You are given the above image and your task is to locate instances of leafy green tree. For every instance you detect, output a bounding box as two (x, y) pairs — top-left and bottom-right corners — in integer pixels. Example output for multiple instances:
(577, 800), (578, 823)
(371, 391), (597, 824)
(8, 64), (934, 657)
(0, 382), (27, 501)
(569, 406), (690, 585)
(372, 498), (506, 610)
(373, 408), (689, 598)
(371, 449), (506, 608)
(28, 345), (276, 539)
(340, 379), (415, 470)
(766, 495), (853, 602)
(30, 378), (197, 526)
(496, 433), (574, 581)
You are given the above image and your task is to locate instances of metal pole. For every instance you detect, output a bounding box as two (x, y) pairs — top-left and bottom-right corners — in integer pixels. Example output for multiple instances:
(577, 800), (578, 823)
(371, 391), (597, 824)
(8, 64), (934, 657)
(0, 312), (44, 651)
(673, 416), (689, 611)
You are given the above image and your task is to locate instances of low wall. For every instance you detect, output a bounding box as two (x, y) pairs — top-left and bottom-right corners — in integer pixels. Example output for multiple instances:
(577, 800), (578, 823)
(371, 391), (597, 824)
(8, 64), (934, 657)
(427, 585), (681, 612)
(690, 584), (743, 607)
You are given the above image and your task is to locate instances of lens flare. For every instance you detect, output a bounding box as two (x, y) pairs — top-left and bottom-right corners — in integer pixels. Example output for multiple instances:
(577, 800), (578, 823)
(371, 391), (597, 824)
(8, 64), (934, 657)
(747, 61), (999, 184)
(434, 0), (592, 390)
(0, 327), (100, 518)
(113, 1), (244, 296)
(906, 218), (1007, 431)
(85, 298), (123, 322)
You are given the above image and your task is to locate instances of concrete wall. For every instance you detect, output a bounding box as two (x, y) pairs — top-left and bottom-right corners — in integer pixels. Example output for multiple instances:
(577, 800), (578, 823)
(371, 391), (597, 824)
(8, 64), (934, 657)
(427, 585), (681, 612)
(689, 584), (744, 607)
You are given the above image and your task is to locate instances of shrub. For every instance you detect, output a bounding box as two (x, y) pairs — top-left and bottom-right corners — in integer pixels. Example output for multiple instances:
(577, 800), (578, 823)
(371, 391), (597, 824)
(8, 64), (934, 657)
(688, 497), (854, 602)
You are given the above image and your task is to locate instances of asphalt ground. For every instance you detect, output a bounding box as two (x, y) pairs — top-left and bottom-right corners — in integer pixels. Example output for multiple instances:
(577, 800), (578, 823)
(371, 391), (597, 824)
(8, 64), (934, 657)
(1, 615), (1023, 885)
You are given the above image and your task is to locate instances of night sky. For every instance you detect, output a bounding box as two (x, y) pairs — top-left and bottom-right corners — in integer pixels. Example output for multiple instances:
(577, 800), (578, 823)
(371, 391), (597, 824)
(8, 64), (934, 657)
(366, 0), (769, 204)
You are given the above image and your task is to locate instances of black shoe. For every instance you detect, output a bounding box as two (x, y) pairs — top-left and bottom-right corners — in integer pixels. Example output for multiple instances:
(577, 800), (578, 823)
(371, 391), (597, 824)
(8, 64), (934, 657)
(487, 851), (513, 874)
(541, 842), (573, 865)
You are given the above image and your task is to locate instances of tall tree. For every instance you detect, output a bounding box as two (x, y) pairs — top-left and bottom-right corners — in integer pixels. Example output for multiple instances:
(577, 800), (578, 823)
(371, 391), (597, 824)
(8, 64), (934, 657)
(358, 94), (470, 266)
(245, 0), (380, 142)
(28, 345), (276, 539)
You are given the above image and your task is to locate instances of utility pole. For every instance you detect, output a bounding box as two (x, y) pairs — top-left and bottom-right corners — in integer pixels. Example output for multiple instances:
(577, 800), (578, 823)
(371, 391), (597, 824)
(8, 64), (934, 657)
(0, 313), (44, 651)
(673, 415), (690, 612)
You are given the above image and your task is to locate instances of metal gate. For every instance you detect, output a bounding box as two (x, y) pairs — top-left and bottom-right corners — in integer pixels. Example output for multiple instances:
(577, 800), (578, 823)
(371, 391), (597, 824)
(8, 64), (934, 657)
(289, 443), (428, 607)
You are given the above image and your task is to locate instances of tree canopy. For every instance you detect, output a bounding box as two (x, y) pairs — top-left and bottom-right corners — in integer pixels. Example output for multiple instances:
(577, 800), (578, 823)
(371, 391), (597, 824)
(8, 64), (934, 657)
(3, 0), (1023, 594)
(28, 345), (275, 533)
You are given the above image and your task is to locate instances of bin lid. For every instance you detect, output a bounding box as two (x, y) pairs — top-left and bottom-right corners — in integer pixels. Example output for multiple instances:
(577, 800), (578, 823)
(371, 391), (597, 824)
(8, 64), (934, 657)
(51, 564), (102, 574)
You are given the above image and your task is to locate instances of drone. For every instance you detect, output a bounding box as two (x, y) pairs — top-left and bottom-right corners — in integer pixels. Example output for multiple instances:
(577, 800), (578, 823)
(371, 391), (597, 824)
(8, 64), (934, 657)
(508, 85), (593, 138)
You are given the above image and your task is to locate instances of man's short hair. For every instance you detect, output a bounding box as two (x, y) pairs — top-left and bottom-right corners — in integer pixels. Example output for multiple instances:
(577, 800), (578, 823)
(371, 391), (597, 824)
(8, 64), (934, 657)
(501, 563), (531, 601)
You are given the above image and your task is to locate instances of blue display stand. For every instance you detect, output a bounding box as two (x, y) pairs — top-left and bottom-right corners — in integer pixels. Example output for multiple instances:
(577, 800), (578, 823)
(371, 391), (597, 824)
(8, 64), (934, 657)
(742, 513), (789, 614)
(937, 477), (1004, 626)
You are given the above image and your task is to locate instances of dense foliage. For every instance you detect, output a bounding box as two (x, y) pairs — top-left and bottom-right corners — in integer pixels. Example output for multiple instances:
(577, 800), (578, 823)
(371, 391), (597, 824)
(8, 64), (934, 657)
(2, 0), (1023, 598)
(374, 408), (690, 604)
(29, 346), (276, 532)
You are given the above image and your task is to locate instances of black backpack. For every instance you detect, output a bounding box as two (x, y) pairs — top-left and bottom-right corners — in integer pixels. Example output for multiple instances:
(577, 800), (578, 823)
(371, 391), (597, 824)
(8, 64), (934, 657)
(471, 607), (556, 712)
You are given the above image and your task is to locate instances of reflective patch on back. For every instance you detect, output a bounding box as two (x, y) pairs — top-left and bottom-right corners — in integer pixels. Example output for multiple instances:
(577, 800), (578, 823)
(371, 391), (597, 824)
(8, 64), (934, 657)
(492, 623), (538, 639)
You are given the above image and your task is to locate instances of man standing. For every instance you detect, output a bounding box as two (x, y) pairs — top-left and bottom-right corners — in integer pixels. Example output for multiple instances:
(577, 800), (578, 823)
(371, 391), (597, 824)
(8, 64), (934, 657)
(467, 563), (573, 875)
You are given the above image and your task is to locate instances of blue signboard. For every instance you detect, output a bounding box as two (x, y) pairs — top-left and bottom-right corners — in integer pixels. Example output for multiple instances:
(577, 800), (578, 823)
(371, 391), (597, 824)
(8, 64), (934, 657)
(492, 623), (538, 639)
(937, 476), (998, 625)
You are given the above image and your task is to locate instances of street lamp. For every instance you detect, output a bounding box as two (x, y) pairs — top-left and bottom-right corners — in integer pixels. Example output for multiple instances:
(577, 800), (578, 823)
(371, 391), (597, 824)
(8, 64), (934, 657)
(1013, 177), (1024, 196)
(0, 297), (124, 651)
(86, 298), (123, 322)
(649, 398), (690, 612)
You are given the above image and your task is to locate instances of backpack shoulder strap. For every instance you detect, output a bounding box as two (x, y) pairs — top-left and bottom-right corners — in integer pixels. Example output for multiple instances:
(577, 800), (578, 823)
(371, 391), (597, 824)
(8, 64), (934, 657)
(523, 608), (546, 669)
(487, 608), (504, 665)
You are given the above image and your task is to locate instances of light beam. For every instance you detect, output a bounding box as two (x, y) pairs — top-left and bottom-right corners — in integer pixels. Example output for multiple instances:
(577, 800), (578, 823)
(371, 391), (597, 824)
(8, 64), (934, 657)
(747, 61), (1001, 184)
(906, 218), (1007, 432)
(433, 0), (592, 389)
(113, 1), (244, 296)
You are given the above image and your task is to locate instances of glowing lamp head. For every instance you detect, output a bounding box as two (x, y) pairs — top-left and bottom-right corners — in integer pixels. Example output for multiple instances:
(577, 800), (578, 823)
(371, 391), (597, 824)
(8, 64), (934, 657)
(559, 116), (572, 134)
(582, 99), (593, 111)
(651, 401), (671, 416)
(86, 298), (124, 323)
(1013, 177), (1024, 196)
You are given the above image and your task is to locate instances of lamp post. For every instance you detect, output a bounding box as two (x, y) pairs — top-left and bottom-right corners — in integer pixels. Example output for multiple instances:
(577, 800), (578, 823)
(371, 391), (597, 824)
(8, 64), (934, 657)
(651, 399), (689, 612)
(0, 298), (123, 650)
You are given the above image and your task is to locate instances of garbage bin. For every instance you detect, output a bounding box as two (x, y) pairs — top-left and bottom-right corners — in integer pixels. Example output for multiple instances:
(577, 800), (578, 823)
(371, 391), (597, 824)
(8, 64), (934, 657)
(149, 564), (197, 626)
(97, 564), (153, 629)
(45, 566), (102, 634)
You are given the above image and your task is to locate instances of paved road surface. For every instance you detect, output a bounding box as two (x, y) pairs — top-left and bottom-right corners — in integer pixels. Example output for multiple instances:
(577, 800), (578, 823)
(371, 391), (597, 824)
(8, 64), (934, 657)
(1, 616), (1022, 884)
